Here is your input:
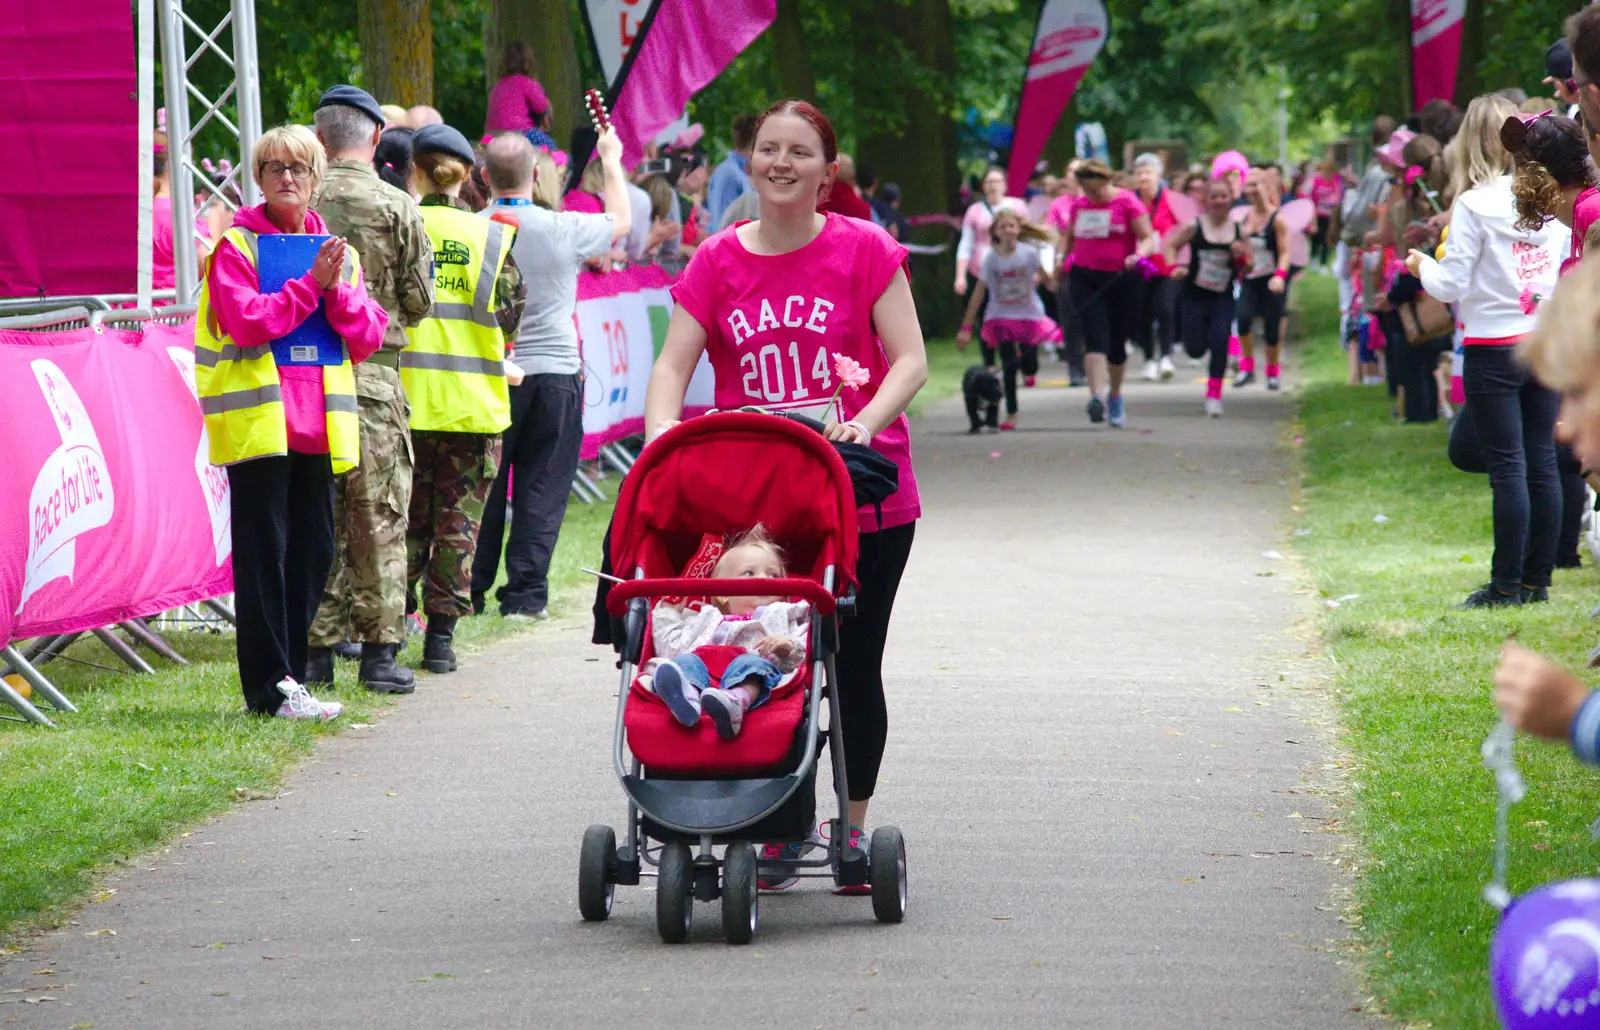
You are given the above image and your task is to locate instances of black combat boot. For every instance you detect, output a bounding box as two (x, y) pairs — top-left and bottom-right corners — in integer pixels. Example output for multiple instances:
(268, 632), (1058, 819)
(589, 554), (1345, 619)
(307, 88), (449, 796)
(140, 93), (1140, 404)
(359, 642), (416, 694)
(303, 647), (335, 686)
(422, 615), (458, 674)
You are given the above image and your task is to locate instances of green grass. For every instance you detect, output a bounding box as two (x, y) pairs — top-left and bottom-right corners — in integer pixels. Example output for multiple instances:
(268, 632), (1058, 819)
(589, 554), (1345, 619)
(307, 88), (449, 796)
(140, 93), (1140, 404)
(1293, 276), (1600, 1027)
(909, 336), (969, 417)
(0, 494), (613, 943)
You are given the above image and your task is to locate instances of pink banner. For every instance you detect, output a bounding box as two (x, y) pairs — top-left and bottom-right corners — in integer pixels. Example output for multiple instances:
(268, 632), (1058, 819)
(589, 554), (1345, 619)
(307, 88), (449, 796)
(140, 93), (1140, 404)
(0, 320), (234, 644)
(1007, 0), (1108, 194)
(0, 2), (138, 297)
(1411, 0), (1466, 107)
(611, 0), (776, 168)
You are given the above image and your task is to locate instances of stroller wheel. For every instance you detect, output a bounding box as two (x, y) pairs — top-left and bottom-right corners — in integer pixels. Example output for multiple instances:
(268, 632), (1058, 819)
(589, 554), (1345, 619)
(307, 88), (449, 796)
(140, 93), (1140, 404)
(578, 824), (616, 922)
(869, 826), (907, 924)
(721, 843), (759, 945)
(656, 842), (694, 944)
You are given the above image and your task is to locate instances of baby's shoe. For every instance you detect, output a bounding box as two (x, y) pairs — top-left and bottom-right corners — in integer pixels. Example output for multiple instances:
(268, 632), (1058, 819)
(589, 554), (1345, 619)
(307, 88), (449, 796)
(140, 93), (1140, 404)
(700, 687), (749, 740)
(654, 661), (702, 727)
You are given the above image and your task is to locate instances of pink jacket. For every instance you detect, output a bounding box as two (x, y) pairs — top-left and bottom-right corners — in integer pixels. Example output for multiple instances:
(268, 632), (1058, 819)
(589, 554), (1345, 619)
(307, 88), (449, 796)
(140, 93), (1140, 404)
(207, 204), (386, 455)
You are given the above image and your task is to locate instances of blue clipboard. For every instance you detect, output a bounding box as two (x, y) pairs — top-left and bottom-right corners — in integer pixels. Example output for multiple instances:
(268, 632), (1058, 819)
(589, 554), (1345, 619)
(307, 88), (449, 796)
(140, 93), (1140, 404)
(257, 234), (344, 366)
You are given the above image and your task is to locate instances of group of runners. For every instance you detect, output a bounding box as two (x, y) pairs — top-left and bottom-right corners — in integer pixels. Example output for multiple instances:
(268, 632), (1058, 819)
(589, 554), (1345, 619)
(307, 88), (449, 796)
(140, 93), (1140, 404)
(953, 149), (1316, 428)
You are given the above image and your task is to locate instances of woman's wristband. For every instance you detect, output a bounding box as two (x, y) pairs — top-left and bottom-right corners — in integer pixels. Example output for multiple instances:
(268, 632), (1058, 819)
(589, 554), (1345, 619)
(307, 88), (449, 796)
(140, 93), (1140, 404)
(841, 419), (873, 445)
(961, 323), (974, 333)
(1272, 269), (1288, 280)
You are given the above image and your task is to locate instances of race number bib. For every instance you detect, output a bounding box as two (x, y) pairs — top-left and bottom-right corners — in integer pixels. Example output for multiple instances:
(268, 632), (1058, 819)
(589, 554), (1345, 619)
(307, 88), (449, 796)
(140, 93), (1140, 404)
(996, 273), (1032, 305)
(1249, 237), (1274, 277)
(1074, 209), (1112, 240)
(1195, 249), (1233, 292)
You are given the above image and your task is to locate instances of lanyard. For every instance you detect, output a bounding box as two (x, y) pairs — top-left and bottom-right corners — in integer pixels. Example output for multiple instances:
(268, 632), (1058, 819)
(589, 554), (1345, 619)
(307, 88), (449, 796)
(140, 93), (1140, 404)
(494, 198), (534, 207)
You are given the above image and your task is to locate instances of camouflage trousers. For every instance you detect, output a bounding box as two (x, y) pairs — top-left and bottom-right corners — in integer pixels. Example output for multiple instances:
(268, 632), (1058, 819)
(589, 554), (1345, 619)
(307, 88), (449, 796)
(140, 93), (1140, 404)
(308, 362), (413, 646)
(407, 430), (502, 617)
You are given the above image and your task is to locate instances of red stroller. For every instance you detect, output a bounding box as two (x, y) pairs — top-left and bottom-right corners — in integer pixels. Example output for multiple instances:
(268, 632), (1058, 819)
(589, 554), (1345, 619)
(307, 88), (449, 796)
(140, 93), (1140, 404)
(579, 411), (908, 943)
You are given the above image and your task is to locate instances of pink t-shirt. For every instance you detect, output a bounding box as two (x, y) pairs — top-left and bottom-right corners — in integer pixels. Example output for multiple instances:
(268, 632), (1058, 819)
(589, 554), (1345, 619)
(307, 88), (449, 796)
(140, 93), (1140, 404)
(1565, 186), (1600, 276)
(1061, 190), (1147, 273)
(152, 195), (176, 290)
(563, 189), (604, 215)
(670, 213), (921, 534)
(1311, 176), (1343, 217)
(484, 74), (550, 134)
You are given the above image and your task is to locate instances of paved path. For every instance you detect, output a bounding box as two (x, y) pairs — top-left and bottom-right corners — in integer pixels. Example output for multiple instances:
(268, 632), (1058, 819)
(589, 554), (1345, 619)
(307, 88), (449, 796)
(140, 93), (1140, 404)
(1, 372), (1370, 1028)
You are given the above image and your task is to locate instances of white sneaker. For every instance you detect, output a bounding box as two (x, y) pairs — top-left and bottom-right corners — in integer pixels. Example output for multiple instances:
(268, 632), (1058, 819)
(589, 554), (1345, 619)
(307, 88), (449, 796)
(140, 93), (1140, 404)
(273, 678), (343, 720)
(1159, 356), (1176, 380)
(1141, 359), (1159, 382)
(1205, 398), (1224, 418)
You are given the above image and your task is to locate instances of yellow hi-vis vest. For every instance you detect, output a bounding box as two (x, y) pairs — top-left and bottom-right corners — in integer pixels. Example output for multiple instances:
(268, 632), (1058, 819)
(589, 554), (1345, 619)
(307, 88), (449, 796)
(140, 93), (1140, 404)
(402, 205), (514, 434)
(194, 227), (362, 474)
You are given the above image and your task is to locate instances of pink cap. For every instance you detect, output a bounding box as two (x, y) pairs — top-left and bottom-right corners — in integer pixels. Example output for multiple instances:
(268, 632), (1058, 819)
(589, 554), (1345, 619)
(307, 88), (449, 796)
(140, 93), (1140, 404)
(1374, 129), (1417, 170)
(1210, 150), (1249, 180)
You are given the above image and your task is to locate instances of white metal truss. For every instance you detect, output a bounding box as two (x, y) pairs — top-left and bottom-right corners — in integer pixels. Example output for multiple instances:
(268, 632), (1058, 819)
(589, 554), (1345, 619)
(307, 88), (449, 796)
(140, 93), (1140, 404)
(156, 0), (263, 306)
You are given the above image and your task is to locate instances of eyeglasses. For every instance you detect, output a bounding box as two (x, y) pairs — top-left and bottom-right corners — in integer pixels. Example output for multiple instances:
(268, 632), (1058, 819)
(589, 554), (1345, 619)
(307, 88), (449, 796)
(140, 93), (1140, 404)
(261, 161), (312, 181)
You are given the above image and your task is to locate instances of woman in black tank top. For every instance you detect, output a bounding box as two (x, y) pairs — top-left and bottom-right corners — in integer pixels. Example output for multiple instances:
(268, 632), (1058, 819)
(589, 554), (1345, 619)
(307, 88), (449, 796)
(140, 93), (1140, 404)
(1164, 178), (1246, 416)
(1234, 167), (1293, 389)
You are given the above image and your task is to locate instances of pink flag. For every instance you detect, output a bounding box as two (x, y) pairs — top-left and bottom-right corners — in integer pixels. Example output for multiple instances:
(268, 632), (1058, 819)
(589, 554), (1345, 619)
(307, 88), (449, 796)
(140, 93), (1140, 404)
(0, 1), (138, 297)
(1412, 0), (1466, 106)
(611, 0), (777, 168)
(1006, 0), (1108, 195)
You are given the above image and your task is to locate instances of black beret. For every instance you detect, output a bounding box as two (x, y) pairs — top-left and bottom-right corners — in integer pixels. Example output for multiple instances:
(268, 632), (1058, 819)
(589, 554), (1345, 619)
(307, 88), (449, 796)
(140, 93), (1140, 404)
(1549, 39), (1574, 82)
(317, 85), (384, 128)
(412, 124), (476, 166)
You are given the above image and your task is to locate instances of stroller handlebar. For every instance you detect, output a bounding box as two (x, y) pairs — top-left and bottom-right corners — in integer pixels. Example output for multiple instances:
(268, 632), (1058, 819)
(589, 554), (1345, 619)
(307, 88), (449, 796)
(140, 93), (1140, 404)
(606, 577), (838, 616)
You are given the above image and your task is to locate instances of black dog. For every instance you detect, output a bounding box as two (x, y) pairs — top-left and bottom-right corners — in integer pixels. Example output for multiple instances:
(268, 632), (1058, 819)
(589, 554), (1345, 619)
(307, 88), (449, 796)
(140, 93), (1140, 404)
(963, 365), (1003, 434)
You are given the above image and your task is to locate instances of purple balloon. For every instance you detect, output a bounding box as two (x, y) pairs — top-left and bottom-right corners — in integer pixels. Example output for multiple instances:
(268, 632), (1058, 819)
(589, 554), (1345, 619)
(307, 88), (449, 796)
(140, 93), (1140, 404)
(1492, 880), (1600, 1027)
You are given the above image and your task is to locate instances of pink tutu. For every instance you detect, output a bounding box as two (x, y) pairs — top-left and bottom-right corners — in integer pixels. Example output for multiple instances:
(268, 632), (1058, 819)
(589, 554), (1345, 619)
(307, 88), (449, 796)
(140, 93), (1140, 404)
(981, 318), (1063, 347)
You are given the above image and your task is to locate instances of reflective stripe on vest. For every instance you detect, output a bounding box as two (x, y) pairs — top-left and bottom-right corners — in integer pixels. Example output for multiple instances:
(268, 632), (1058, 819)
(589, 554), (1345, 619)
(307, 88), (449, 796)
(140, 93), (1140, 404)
(403, 206), (512, 434)
(193, 225), (363, 473)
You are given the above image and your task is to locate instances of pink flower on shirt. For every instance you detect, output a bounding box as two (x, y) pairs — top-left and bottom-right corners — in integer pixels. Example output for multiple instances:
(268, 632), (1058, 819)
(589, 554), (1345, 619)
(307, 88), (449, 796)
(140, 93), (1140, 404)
(1519, 285), (1542, 316)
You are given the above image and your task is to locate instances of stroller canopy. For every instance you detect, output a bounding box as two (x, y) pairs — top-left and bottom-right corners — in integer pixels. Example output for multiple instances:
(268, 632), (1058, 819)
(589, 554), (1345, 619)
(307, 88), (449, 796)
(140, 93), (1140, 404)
(610, 412), (860, 594)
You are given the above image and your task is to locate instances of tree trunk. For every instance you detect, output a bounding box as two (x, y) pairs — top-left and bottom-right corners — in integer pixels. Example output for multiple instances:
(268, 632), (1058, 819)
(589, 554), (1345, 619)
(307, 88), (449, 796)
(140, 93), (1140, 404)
(1042, 95), (1078, 173)
(897, 0), (962, 333)
(1454, 0), (1485, 104)
(357, 0), (434, 107)
(486, 0), (585, 149)
(770, 0), (816, 102)
(852, 1), (894, 180)
(1392, 0), (1414, 115)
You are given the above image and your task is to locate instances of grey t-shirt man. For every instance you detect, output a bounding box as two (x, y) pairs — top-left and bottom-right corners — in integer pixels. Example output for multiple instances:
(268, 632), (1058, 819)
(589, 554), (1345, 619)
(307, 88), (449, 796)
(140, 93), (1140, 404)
(481, 202), (615, 376)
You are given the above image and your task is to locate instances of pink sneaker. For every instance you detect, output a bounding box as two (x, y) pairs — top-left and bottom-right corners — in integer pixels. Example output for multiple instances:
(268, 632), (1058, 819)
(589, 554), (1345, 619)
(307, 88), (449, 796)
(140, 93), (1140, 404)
(273, 678), (344, 721)
(825, 823), (873, 896)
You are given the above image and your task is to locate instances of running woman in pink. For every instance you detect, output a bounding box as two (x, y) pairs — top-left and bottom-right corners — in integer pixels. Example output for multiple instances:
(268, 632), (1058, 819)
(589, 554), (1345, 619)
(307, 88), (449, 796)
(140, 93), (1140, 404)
(644, 98), (928, 892)
(954, 208), (1062, 430)
(1309, 156), (1344, 268)
(1052, 158), (1157, 427)
(1233, 166), (1293, 390)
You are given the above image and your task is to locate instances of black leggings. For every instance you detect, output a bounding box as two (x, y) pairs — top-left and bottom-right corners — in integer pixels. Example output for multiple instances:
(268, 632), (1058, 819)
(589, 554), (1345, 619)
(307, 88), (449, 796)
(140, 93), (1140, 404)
(1312, 214), (1332, 266)
(1236, 276), (1287, 347)
(838, 521), (915, 802)
(1180, 285), (1237, 381)
(1136, 275), (1180, 361)
(981, 340), (1039, 416)
(1451, 409), (1585, 567)
(1068, 266), (1139, 366)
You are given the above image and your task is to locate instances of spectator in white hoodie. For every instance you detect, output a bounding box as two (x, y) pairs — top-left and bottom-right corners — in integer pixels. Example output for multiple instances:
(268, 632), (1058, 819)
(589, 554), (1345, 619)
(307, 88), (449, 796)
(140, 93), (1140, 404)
(1408, 94), (1571, 610)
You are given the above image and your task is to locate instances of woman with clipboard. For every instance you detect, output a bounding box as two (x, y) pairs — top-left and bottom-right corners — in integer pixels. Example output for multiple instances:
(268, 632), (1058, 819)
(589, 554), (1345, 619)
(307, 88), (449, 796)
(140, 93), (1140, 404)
(194, 124), (389, 721)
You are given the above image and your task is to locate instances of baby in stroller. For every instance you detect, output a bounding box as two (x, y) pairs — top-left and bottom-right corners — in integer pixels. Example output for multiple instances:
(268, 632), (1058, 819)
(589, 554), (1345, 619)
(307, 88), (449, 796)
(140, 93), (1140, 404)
(644, 525), (809, 741)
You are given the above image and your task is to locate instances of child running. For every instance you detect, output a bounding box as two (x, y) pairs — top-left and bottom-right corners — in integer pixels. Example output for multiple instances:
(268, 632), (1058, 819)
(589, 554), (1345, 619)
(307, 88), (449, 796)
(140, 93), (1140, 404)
(1163, 177), (1245, 417)
(954, 208), (1062, 430)
(645, 526), (809, 741)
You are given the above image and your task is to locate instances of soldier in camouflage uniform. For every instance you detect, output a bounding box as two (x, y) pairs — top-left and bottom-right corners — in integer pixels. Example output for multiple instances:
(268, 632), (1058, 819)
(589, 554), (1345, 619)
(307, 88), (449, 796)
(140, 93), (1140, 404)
(404, 124), (527, 675)
(303, 85), (435, 694)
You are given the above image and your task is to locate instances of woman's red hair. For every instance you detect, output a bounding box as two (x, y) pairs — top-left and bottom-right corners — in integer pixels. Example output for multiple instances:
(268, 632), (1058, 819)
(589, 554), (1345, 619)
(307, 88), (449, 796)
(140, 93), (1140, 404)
(753, 99), (838, 203)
